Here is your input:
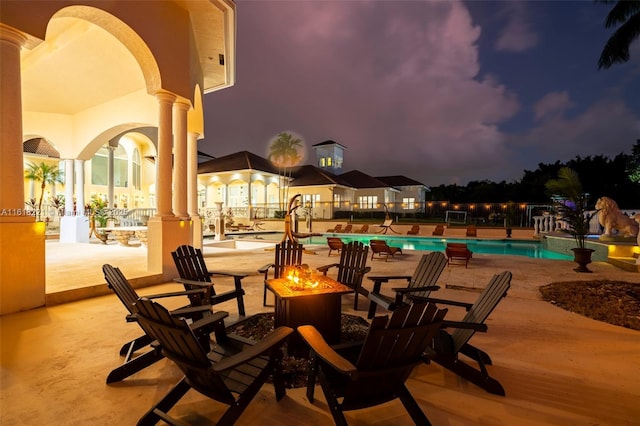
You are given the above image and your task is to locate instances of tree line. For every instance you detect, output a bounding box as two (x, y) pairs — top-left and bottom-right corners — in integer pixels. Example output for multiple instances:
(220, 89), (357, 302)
(428, 141), (640, 209)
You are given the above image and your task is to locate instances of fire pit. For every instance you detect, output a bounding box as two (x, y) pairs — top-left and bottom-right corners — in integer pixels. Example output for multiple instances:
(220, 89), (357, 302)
(266, 265), (353, 356)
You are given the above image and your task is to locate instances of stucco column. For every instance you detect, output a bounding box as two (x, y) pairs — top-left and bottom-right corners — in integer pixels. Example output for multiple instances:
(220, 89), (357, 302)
(187, 131), (202, 246)
(187, 131), (200, 216)
(0, 25), (27, 212)
(172, 101), (189, 219)
(63, 159), (74, 215)
(155, 92), (176, 217)
(0, 24), (46, 315)
(107, 145), (116, 207)
(74, 159), (85, 216)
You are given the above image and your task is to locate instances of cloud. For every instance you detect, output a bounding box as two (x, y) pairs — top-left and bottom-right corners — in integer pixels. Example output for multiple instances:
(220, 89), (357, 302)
(534, 91), (574, 122)
(494, 2), (538, 52)
(204, 1), (522, 186)
(509, 98), (640, 171)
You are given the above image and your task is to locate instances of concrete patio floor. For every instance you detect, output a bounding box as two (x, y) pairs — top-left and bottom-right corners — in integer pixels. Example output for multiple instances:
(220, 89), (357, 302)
(2, 236), (639, 425)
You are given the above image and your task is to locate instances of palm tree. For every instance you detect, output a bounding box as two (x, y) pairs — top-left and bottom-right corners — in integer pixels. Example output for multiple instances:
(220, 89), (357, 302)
(545, 167), (591, 250)
(597, 0), (640, 69)
(268, 132), (303, 212)
(24, 161), (63, 221)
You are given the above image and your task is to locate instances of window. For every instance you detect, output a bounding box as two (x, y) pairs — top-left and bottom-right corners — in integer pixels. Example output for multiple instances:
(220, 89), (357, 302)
(302, 194), (320, 208)
(91, 146), (109, 185)
(327, 157), (332, 166)
(334, 153), (343, 169)
(358, 195), (377, 209)
(114, 145), (127, 188)
(132, 148), (141, 190)
(333, 193), (341, 208)
(403, 197), (415, 209)
(319, 158), (325, 167)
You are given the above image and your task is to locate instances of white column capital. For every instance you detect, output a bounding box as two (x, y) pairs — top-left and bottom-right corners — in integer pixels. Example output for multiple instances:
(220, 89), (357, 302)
(0, 24), (27, 47)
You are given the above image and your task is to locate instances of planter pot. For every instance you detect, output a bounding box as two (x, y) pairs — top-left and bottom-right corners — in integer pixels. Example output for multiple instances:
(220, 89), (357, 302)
(571, 248), (595, 273)
(506, 228), (512, 238)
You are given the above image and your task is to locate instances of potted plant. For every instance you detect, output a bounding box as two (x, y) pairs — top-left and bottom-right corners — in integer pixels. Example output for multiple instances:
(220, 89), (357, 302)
(504, 201), (518, 238)
(546, 167), (594, 272)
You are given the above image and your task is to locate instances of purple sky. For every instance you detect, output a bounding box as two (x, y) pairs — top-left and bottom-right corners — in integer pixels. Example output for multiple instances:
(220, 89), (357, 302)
(202, 0), (640, 186)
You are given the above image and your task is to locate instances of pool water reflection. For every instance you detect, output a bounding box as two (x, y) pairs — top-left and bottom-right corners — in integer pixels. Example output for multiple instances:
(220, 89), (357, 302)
(237, 233), (573, 260)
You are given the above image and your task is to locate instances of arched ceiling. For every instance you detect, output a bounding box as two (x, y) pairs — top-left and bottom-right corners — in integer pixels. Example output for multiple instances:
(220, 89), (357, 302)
(20, 16), (145, 115)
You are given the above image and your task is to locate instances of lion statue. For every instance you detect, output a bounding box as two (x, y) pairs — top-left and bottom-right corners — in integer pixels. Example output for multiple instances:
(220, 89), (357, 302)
(595, 196), (639, 238)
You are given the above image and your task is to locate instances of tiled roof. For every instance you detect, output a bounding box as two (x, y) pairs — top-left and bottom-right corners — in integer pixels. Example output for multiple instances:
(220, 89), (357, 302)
(311, 140), (347, 149)
(290, 165), (352, 187)
(198, 151), (279, 174)
(338, 170), (392, 189)
(23, 138), (60, 158)
(376, 175), (426, 187)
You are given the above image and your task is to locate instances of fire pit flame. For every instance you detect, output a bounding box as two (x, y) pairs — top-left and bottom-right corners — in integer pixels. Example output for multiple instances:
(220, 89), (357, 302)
(283, 264), (326, 291)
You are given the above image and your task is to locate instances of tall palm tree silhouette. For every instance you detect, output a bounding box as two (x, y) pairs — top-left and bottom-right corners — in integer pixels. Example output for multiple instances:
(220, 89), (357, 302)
(268, 132), (304, 211)
(598, 0), (640, 69)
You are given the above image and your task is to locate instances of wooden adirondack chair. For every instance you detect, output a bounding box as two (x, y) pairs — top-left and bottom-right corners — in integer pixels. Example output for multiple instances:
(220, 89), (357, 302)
(316, 241), (371, 310)
(172, 244), (248, 316)
(133, 298), (293, 426)
(366, 251), (448, 318)
(258, 240), (303, 306)
(419, 271), (512, 396)
(102, 264), (228, 384)
(326, 237), (344, 256)
(299, 302), (447, 426)
(369, 239), (402, 261)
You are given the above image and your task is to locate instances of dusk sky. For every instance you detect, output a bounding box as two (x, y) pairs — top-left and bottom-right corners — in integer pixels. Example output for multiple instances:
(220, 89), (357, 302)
(202, 0), (640, 186)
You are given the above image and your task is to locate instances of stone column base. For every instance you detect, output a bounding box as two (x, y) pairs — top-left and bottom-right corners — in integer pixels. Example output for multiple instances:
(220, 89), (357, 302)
(0, 217), (46, 314)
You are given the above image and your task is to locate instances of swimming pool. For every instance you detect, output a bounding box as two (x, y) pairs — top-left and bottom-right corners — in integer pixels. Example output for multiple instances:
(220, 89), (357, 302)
(233, 232), (573, 260)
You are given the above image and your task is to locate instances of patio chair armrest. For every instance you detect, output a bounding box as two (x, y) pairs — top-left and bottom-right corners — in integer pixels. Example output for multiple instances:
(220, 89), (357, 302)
(171, 304), (212, 317)
(367, 275), (412, 282)
(391, 286), (440, 294)
(441, 320), (488, 332)
(298, 325), (357, 377)
(208, 270), (248, 280)
(367, 275), (412, 294)
(146, 288), (208, 299)
(408, 295), (473, 311)
(316, 263), (339, 275)
(188, 310), (229, 331)
(173, 277), (212, 288)
(212, 326), (293, 372)
(257, 263), (275, 279)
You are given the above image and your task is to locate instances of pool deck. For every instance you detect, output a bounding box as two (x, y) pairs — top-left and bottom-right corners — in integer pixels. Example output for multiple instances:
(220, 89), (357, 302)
(2, 228), (639, 425)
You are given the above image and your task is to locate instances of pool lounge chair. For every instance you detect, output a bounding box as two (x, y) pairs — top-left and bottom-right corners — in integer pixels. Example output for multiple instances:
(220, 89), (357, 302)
(326, 237), (344, 256)
(354, 224), (369, 233)
(466, 224), (477, 237)
(370, 239), (402, 261)
(445, 242), (473, 268)
(327, 224), (343, 233)
(432, 224), (445, 236)
(407, 225), (420, 235)
(342, 224), (353, 233)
